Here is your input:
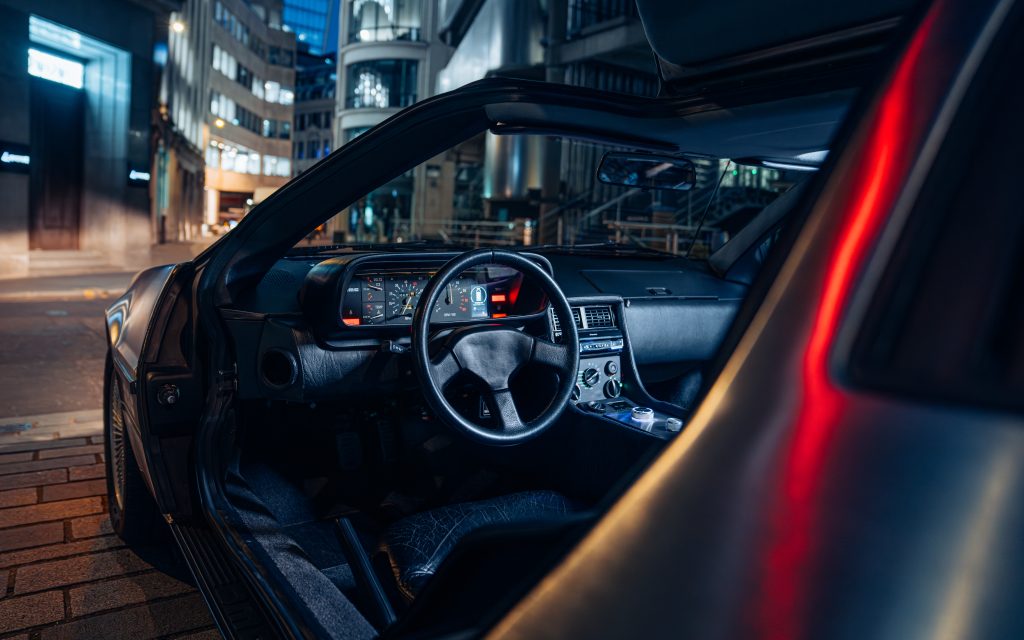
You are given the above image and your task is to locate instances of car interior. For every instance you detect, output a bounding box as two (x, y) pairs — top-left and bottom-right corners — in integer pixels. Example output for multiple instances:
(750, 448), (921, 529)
(202, 89), (852, 637)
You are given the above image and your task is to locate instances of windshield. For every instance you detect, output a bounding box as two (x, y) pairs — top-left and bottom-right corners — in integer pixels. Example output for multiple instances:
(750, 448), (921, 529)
(289, 133), (810, 258)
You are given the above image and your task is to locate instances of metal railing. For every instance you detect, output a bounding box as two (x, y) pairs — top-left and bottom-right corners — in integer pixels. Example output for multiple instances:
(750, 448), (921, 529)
(437, 219), (534, 247)
(567, 0), (638, 37)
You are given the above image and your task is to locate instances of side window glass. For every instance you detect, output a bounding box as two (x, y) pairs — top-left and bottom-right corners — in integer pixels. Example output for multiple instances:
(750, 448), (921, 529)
(848, 16), (1024, 412)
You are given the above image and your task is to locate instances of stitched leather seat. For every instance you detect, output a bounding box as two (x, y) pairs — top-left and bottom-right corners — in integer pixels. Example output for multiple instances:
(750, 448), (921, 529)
(378, 490), (574, 599)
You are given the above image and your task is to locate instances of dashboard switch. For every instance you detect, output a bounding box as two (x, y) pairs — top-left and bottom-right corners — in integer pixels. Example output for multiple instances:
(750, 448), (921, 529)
(605, 360), (618, 375)
(604, 379), (622, 398)
(582, 367), (601, 388)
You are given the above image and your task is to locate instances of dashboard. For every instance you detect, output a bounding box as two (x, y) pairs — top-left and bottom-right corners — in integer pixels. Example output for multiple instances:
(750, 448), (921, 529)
(340, 264), (534, 327)
(229, 248), (749, 442)
(298, 254), (551, 336)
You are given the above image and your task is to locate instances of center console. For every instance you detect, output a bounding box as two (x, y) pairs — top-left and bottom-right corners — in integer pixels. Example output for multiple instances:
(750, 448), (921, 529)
(556, 304), (683, 439)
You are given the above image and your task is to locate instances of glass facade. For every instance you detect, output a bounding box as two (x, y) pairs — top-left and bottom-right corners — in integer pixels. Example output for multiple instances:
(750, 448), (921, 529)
(348, 0), (423, 43)
(207, 141), (291, 177)
(344, 126), (371, 142)
(215, 1), (294, 66)
(284, 0), (338, 54)
(345, 59), (418, 108)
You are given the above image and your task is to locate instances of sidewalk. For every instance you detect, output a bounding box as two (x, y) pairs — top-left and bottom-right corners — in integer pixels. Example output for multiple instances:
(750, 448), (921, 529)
(0, 272), (137, 303)
(0, 241), (212, 302)
(0, 410), (217, 639)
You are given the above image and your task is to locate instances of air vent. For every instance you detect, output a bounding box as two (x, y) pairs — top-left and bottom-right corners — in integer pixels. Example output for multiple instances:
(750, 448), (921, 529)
(551, 306), (586, 337)
(583, 305), (614, 329)
(552, 306), (612, 336)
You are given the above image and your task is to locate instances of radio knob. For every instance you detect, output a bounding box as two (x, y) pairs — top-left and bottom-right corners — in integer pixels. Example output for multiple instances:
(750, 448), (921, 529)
(582, 368), (601, 388)
(571, 384), (582, 402)
(604, 378), (622, 398)
(605, 361), (618, 375)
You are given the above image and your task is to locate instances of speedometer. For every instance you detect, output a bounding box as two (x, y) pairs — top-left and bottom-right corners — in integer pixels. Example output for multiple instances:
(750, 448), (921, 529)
(386, 277), (425, 322)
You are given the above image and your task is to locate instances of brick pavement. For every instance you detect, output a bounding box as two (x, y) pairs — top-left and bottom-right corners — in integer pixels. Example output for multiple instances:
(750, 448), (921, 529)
(0, 410), (218, 639)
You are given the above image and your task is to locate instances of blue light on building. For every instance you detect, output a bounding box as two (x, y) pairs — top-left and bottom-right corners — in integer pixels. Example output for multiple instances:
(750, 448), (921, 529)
(283, 0), (339, 54)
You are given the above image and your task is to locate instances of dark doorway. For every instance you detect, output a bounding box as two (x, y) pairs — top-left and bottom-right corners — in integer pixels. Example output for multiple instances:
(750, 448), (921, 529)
(29, 76), (85, 250)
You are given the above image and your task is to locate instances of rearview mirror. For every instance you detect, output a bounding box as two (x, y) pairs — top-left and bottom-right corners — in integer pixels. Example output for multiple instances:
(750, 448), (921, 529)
(597, 153), (696, 191)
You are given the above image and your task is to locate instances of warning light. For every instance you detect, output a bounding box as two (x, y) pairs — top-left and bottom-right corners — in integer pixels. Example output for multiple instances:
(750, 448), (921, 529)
(342, 317), (361, 326)
(491, 294), (507, 303)
(492, 313), (508, 319)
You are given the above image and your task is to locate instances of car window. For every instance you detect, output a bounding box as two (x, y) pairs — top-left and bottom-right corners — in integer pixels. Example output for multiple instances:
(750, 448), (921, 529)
(279, 133), (812, 257)
(848, 12), (1024, 412)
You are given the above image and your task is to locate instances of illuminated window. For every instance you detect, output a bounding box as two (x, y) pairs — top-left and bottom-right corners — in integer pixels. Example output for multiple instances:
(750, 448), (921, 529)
(346, 60), (417, 109)
(349, 0), (423, 43)
(263, 155), (291, 177)
(27, 48), (84, 89)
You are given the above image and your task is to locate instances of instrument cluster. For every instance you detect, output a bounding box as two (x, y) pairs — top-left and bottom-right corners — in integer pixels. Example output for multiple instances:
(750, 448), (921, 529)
(339, 264), (542, 328)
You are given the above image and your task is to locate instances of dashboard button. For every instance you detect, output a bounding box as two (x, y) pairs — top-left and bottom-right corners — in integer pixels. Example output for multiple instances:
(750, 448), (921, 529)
(605, 361), (618, 375)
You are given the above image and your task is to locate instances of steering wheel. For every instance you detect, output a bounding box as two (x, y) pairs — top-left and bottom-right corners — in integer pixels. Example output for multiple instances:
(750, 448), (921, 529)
(412, 249), (580, 445)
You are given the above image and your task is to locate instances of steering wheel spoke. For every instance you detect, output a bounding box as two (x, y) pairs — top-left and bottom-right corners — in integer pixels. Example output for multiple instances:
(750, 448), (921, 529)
(531, 336), (572, 370)
(489, 388), (524, 430)
(429, 348), (463, 389)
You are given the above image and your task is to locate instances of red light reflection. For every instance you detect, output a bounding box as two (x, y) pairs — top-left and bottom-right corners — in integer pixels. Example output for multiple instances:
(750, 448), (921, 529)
(755, 10), (936, 639)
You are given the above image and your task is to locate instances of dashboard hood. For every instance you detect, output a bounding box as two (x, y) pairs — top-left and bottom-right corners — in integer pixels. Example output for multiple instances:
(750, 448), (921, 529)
(635, 0), (921, 91)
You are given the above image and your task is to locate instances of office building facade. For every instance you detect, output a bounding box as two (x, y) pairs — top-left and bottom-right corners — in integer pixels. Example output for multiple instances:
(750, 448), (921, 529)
(331, 0), (451, 242)
(283, 0), (339, 55)
(163, 0), (296, 235)
(293, 51), (337, 176)
(0, 0), (179, 276)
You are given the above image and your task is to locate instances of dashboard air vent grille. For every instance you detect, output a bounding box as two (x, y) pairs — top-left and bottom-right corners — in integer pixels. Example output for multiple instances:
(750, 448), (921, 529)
(583, 305), (614, 329)
(553, 305), (613, 335)
(552, 306), (586, 337)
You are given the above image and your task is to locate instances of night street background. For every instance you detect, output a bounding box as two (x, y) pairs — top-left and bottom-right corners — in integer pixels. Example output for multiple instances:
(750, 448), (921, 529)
(0, 261), (218, 638)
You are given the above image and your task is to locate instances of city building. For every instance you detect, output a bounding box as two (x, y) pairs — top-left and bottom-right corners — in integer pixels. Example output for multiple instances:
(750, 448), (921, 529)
(435, 0), (660, 244)
(321, 0), (661, 246)
(330, 0), (452, 242)
(0, 0), (180, 276)
(283, 0), (340, 55)
(162, 0), (296, 236)
(292, 51), (337, 177)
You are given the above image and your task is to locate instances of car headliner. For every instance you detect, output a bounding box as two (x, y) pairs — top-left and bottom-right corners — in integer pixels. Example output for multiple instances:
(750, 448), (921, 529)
(635, 0), (918, 68)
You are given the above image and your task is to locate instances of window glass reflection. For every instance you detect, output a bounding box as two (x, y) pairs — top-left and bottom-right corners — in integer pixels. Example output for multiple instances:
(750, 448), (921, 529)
(348, 0), (423, 43)
(346, 60), (417, 108)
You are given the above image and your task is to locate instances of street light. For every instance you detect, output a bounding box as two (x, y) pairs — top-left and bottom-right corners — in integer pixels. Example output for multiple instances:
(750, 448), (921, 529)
(214, 118), (225, 128)
(171, 20), (186, 34)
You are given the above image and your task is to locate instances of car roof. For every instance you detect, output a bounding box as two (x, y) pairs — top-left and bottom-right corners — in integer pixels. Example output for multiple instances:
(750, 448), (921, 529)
(636, 0), (920, 90)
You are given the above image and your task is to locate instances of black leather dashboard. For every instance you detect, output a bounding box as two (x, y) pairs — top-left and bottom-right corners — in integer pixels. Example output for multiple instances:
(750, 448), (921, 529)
(226, 249), (747, 401)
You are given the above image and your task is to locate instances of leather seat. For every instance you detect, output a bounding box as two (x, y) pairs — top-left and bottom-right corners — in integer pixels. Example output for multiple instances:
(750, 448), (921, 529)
(378, 490), (574, 600)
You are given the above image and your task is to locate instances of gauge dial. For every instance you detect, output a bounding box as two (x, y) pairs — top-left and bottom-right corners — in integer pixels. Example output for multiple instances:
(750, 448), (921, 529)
(387, 277), (424, 322)
(434, 279), (473, 320)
